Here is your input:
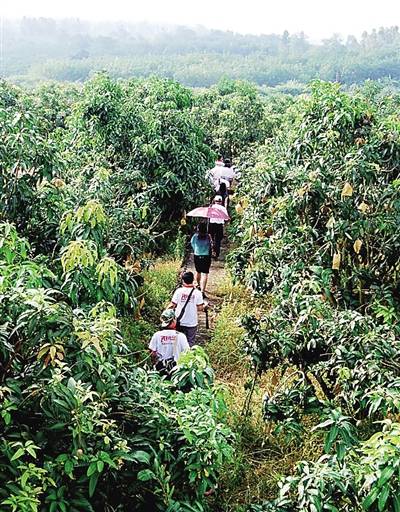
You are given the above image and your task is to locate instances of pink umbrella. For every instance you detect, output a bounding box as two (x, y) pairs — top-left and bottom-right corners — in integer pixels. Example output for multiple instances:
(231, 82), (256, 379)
(186, 206), (230, 221)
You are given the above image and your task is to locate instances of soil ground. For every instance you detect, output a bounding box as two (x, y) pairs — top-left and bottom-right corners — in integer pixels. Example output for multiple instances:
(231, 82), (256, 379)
(184, 241), (228, 346)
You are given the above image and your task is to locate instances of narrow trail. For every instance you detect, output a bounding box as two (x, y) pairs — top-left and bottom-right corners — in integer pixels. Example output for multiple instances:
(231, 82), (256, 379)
(184, 241), (228, 346)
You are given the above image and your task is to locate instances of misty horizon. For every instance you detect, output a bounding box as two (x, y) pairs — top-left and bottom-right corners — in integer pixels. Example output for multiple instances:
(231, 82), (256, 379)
(2, 0), (400, 41)
(1, 15), (400, 89)
(2, 16), (399, 44)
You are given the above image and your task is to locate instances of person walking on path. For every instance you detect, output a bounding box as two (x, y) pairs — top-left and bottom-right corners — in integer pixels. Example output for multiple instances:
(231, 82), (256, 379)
(149, 309), (190, 375)
(168, 271), (204, 347)
(207, 156), (225, 192)
(217, 181), (229, 208)
(191, 222), (213, 296)
(220, 159), (235, 190)
(208, 195), (229, 260)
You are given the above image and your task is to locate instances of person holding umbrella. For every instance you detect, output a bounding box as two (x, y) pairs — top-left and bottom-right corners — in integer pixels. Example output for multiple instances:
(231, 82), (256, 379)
(186, 203), (230, 223)
(191, 222), (213, 296)
(208, 195), (229, 260)
(186, 199), (230, 261)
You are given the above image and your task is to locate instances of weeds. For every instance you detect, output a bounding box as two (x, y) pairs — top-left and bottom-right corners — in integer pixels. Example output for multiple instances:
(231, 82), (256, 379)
(139, 259), (181, 322)
(206, 277), (324, 511)
(121, 258), (181, 362)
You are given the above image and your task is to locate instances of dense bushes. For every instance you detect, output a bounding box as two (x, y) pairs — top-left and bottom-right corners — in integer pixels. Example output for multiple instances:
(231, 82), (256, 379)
(248, 421), (400, 511)
(192, 80), (268, 159)
(229, 81), (400, 510)
(2, 71), (400, 510)
(0, 76), (234, 511)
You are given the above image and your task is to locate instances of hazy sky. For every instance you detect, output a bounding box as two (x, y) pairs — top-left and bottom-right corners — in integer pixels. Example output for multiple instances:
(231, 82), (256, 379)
(2, 0), (400, 40)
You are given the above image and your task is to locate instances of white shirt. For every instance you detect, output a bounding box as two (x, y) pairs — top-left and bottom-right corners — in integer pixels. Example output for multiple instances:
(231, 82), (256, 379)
(209, 204), (229, 225)
(149, 329), (189, 361)
(171, 286), (204, 327)
(208, 164), (224, 191)
(219, 167), (235, 187)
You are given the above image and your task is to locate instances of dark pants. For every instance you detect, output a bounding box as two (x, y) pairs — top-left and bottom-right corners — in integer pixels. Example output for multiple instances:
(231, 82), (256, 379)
(179, 325), (198, 347)
(155, 358), (176, 378)
(208, 223), (223, 257)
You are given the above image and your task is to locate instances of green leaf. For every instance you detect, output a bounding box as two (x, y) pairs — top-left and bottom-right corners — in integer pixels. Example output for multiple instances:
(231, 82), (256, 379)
(88, 473), (99, 497)
(26, 446), (37, 458)
(137, 469), (155, 482)
(21, 471), (30, 488)
(87, 462), (97, 477)
(10, 448), (25, 461)
(378, 466), (395, 487)
(98, 451), (116, 467)
(394, 493), (400, 512)
(71, 497), (94, 511)
(48, 422), (68, 431)
(378, 485), (390, 512)
(325, 425), (338, 452)
(315, 418), (335, 430)
(363, 488), (379, 510)
(131, 450), (151, 464)
(64, 460), (74, 475)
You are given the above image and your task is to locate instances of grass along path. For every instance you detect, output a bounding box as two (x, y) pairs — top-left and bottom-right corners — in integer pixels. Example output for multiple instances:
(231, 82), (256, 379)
(184, 241), (325, 511)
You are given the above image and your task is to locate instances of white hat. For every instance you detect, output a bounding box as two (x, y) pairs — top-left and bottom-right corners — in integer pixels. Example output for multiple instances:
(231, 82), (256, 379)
(214, 195), (223, 202)
(160, 309), (176, 328)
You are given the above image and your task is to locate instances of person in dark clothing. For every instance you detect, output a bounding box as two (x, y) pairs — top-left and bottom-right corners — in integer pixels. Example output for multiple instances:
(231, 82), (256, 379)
(208, 195), (228, 259)
(217, 181), (229, 208)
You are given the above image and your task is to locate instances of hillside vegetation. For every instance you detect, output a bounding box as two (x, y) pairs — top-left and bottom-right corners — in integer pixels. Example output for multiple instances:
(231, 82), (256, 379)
(3, 19), (400, 88)
(0, 75), (252, 511)
(1, 75), (400, 511)
(227, 80), (400, 511)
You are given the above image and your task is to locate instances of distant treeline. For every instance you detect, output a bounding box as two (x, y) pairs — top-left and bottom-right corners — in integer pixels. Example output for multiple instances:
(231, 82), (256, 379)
(3, 18), (400, 87)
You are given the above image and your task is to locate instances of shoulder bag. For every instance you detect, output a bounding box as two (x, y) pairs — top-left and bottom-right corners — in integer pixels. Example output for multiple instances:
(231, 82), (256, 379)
(176, 287), (195, 331)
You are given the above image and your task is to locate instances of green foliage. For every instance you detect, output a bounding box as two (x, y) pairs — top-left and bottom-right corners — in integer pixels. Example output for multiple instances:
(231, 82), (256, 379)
(139, 259), (180, 323)
(4, 62), (400, 511)
(232, 82), (400, 418)
(262, 376), (319, 441)
(0, 226), (234, 510)
(228, 81), (400, 509)
(0, 75), (235, 510)
(313, 408), (359, 462)
(232, 82), (400, 307)
(193, 80), (267, 158)
(354, 421), (400, 511)
(171, 228), (187, 261)
(62, 73), (213, 260)
(249, 421), (400, 512)
(0, 80), (68, 251)
(173, 346), (215, 390)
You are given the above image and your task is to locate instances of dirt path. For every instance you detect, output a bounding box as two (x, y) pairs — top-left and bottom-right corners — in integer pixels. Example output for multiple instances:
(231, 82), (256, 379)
(184, 242), (228, 346)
